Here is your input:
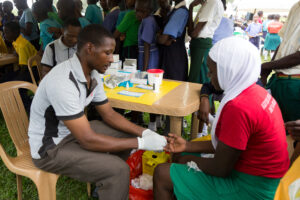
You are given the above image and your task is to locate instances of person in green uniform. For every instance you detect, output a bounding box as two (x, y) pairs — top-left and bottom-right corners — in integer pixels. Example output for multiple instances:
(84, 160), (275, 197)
(114, 8), (140, 60)
(187, 0), (224, 84)
(85, 0), (103, 25)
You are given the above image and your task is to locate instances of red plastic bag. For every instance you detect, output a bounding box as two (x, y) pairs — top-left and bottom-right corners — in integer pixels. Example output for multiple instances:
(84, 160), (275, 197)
(126, 150), (153, 200)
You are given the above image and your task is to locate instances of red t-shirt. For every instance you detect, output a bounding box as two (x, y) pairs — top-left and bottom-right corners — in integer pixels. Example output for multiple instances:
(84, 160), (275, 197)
(216, 84), (289, 178)
(268, 21), (283, 34)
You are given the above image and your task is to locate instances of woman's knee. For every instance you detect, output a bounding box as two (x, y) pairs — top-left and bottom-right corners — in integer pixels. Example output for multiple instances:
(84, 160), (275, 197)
(154, 163), (171, 185)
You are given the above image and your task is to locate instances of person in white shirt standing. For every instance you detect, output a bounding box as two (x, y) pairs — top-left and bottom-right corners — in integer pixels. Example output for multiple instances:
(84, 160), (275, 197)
(41, 18), (81, 78)
(188, 0), (224, 84)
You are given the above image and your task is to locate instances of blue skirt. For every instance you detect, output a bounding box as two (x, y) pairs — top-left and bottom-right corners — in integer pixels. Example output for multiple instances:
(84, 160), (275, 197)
(264, 33), (281, 51)
(138, 45), (159, 71)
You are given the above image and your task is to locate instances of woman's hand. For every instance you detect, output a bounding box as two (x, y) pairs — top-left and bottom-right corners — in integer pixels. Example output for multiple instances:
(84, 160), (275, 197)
(198, 96), (210, 124)
(165, 133), (187, 153)
(286, 120), (300, 141)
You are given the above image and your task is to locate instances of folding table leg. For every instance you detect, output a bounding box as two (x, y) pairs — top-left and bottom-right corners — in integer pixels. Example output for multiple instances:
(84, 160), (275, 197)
(170, 116), (182, 136)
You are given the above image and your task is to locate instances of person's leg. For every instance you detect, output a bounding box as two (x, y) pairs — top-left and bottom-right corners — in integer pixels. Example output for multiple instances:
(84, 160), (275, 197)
(153, 163), (175, 200)
(188, 39), (206, 83)
(33, 134), (130, 200)
(89, 120), (134, 160)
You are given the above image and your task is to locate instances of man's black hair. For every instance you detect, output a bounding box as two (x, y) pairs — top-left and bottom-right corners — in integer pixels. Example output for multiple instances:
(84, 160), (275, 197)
(4, 21), (20, 35)
(3, 1), (14, 11)
(63, 18), (81, 29)
(88, 0), (98, 4)
(32, 1), (49, 20)
(77, 24), (114, 51)
(257, 11), (263, 17)
(274, 14), (280, 20)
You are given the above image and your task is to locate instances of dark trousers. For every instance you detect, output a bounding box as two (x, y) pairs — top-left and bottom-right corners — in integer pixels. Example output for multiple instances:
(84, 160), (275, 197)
(249, 36), (260, 49)
(33, 121), (133, 200)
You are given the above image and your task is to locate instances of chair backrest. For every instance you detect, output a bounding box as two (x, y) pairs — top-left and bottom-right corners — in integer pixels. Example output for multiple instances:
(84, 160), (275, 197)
(28, 54), (42, 86)
(0, 81), (37, 156)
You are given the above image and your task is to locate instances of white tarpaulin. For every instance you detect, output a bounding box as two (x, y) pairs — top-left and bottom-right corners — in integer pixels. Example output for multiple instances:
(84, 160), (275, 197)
(234, 0), (298, 12)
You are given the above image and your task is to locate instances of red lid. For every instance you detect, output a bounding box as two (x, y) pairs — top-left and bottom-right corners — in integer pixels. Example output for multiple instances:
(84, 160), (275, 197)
(147, 69), (164, 74)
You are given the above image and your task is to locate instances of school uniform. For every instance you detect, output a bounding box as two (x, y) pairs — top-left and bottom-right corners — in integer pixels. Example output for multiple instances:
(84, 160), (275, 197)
(78, 17), (91, 28)
(246, 22), (262, 49)
(41, 37), (77, 68)
(266, 1), (300, 122)
(159, 1), (188, 81)
(264, 21), (282, 51)
(85, 4), (103, 24)
(102, 6), (120, 33)
(116, 10), (140, 59)
(188, 0), (224, 84)
(40, 18), (62, 50)
(137, 15), (159, 70)
(212, 17), (234, 45)
(13, 34), (37, 66)
(0, 36), (8, 54)
(116, 9), (132, 26)
(0, 34), (37, 84)
(19, 8), (40, 50)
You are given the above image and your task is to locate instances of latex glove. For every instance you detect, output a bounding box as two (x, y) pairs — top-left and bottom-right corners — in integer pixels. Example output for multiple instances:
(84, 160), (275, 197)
(137, 134), (167, 151)
(142, 129), (159, 138)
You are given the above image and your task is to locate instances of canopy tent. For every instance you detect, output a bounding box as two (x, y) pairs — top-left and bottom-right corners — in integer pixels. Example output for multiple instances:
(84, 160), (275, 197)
(234, 0), (298, 13)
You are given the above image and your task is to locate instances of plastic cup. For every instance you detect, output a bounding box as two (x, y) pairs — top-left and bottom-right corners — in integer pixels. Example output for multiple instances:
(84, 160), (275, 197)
(147, 69), (164, 86)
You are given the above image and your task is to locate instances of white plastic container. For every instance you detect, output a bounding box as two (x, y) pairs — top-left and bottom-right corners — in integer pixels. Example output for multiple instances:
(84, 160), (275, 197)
(147, 69), (164, 86)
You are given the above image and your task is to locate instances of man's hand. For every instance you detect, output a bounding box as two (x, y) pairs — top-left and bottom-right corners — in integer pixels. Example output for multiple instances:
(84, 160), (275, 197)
(137, 132), (167, 151)
(165, 133), (187, 153)
(198, 96), (210, 124)
(286, 120), (300, 141)
(261, 63), (272, 86)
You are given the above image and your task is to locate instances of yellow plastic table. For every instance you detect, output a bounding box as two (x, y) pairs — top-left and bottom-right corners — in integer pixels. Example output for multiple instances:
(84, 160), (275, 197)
(105, 79), (202, 136)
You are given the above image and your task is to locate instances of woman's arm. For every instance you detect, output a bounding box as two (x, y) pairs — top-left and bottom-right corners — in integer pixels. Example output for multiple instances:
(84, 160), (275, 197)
(179, 141), (241, 177)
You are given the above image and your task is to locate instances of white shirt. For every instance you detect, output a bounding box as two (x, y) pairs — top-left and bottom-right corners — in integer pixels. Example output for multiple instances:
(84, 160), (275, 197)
(194, 0), (224, 39)
(41, 37), (77, 68)
(275, 1), (300, 75)
(29, 54), (107, 159)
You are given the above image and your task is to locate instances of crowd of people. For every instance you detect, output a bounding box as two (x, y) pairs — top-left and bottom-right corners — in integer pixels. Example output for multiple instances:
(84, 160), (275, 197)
(0, 0), (299, 199)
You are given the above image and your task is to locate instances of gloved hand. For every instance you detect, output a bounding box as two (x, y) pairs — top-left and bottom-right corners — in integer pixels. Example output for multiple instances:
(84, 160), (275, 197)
(142, 129), (159, 137)
(137, 131), (167, 151)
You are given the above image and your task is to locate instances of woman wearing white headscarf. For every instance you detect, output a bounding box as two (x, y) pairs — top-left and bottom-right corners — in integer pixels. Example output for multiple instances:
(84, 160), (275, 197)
(153, 37), (289, 200)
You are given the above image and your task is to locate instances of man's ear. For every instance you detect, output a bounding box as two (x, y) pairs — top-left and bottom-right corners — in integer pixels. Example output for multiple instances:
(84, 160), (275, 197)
(85, 42), (94, 55)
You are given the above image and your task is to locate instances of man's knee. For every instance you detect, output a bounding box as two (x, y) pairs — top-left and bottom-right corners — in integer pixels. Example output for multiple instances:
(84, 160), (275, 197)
(108, 159), (130, 182)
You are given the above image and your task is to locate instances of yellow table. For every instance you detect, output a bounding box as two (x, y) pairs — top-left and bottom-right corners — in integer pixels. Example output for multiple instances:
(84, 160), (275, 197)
(0, 54), (18, 66)
(105, 80), (202, 137)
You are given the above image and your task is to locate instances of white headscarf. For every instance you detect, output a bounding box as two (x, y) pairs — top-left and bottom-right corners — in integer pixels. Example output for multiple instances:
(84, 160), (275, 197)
(209, 37), (261, 149)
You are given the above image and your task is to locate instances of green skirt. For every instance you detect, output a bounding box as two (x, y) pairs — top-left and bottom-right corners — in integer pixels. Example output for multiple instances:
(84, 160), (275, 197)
(266, 74), (300, 122)
(188, 38), (212, 84)
(170, 164), (280, 200)
(264, 33), (281, 51)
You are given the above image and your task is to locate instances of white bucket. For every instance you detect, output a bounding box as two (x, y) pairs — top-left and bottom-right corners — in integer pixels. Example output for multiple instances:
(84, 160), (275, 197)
(147, 69), (164, 86)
